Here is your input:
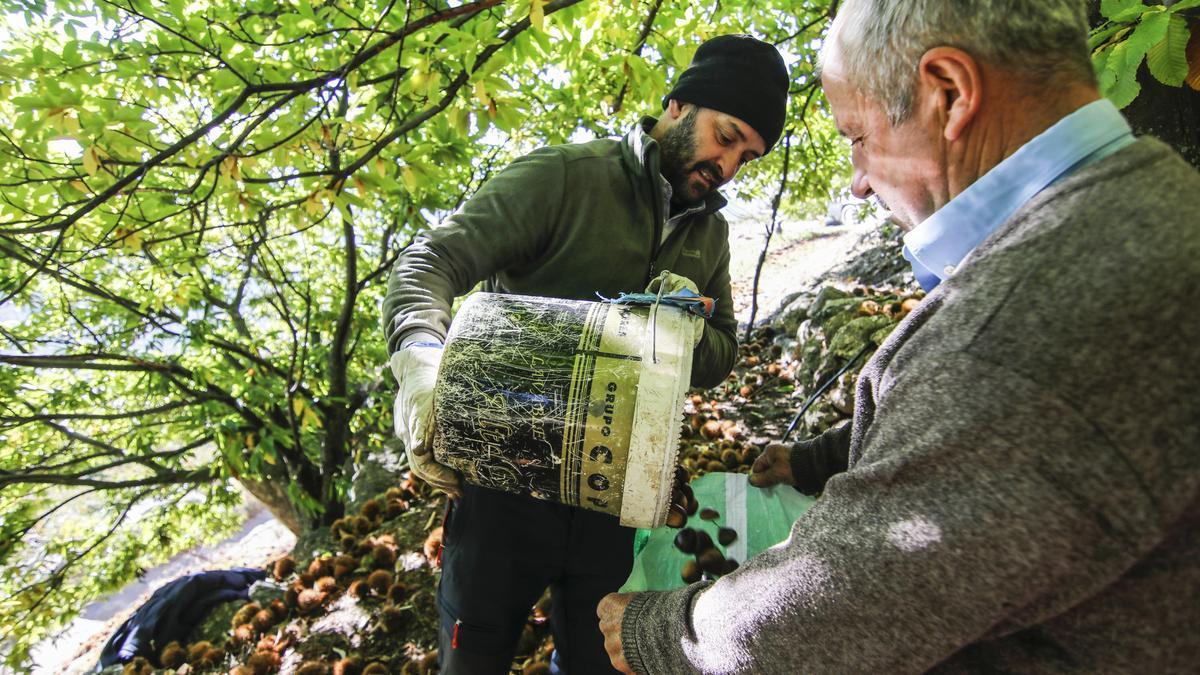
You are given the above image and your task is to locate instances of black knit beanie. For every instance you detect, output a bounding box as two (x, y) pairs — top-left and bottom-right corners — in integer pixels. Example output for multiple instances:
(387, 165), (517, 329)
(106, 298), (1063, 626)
(663, 35), (790, 153)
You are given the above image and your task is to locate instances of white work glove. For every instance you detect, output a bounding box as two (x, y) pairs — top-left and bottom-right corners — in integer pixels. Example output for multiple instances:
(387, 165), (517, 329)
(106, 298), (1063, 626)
(645, 271), (706, 345)
(390, 345), (462, 498)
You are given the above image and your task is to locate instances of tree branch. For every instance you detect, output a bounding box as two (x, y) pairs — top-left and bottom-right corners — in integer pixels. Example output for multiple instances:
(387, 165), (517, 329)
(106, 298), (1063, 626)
(745, 133), (792, 339)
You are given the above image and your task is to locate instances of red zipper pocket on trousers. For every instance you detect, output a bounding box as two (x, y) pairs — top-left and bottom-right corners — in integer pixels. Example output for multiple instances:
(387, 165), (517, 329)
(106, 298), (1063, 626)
(452, 619), (462, 649)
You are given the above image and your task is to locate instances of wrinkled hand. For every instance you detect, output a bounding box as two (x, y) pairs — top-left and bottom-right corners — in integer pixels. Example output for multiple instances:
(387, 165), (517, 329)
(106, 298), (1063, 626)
(390, 346), (462, 498)
(645, 271), (705, 345)
(423, 526), (445, 568)
(749, 443), (795, 488)
(597, 592), (636, 674)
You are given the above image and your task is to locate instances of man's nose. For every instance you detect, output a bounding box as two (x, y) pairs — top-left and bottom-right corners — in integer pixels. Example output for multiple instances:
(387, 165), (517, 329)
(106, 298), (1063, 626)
(721, 147), (749, 182)
(716, 156), (736, 183)
(850, 169), (873, 200)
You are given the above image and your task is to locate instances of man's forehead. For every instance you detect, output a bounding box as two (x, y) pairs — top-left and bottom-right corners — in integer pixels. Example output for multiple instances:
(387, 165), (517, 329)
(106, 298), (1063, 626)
(820, 69), (864, 133)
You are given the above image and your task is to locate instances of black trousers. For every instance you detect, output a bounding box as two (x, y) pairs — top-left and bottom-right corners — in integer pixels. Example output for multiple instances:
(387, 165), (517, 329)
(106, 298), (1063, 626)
(437, 483), (634, 674)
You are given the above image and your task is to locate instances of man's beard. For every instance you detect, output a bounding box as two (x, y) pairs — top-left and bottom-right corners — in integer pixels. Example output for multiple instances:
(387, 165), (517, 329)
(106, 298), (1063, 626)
(658, 107), (722, 206)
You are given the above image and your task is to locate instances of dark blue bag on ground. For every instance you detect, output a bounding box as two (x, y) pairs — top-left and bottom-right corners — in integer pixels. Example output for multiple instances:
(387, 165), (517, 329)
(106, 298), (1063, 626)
(96, 567), (265, 668)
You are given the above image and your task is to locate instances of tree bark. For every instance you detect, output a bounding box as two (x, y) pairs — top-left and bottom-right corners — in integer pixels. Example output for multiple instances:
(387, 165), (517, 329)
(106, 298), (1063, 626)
(1120, 67), (1200, 168)
(239, 474), (302, 534)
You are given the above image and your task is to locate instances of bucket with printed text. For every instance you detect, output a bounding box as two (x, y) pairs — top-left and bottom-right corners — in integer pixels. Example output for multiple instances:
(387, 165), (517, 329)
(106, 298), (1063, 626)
(430, 292), (697, 528)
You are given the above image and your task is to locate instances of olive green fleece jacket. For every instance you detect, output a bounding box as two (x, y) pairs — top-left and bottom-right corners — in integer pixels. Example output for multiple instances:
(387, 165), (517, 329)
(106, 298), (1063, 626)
(382, 120), (738, 389)
(620, 139), (1200, 673)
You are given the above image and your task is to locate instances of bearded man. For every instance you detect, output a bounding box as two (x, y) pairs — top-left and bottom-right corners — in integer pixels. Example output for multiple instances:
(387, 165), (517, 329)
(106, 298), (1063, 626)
(382, 34), (789, 674)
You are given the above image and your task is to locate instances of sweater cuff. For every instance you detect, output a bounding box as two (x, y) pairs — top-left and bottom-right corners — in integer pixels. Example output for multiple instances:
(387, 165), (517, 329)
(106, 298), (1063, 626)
(620, 583), (713, 674)
(788, 423), (851, 495)
(620, 593), (655, 675)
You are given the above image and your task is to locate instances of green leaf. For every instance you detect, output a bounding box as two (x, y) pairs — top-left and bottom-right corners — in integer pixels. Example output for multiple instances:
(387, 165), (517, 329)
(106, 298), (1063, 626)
(1168, 0), (1200, 12)
(1147, 14), (1191, 86)
(62, 40), (81, 66)
(1100, 8), (1171, 107)
(1093, 46), (1114, 87)
(672, 43), (696, 67)
(1126, 9), (1171, 60)
(1101, 42), (1142, 108)
(1101, 0), (1146, 22)
(1111, 66), (1143, 108)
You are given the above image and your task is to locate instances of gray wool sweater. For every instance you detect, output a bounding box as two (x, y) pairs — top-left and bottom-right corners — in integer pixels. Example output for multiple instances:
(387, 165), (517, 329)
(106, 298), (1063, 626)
(620, 138), (1200, 674)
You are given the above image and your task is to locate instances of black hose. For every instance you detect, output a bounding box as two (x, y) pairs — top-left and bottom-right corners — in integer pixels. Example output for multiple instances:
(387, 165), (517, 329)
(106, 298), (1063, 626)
(781, 342), (873, 443)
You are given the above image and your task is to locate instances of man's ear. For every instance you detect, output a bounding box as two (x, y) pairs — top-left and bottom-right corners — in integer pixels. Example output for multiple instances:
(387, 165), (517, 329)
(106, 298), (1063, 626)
(917, 47), (981, 142)
(664, 98), (686, 120)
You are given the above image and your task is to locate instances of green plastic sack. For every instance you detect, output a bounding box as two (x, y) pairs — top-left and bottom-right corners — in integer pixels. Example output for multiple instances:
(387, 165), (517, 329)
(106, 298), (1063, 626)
(620, 472), (816, 592)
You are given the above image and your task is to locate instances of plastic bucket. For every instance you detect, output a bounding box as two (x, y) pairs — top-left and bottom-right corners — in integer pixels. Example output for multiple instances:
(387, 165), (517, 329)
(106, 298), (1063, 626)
(431, 292), (695, 528)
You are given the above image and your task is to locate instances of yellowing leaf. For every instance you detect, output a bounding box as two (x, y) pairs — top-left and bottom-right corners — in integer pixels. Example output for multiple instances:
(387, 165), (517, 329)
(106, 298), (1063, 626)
(304, 192), (323, 216)
(374, 156), (388, 177)
(353, 176), (369, 199)
(448, 106), (468, 135)
(474, 82), (494, 111)
(82, 146), (103, 176)
(423, 70), (443, 97)
(47, 108), (82, 134)
(220, 155), (241, 181)
(401, 165), (418, 192)
(1186, 20), (1200, 91)
(530, 0), (547, 32)
(113, 226), (142, 251)
(411, 68), (429, 91)
(292, 397), (305, 416)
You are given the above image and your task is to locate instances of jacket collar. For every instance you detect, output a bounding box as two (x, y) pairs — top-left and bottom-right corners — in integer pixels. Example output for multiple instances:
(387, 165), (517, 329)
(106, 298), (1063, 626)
(623, 117), (728, 216)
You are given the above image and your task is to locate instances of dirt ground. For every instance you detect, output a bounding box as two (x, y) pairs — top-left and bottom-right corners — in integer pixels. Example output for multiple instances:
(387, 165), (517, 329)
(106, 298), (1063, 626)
(34, 501), (296, 675)
(723, 199), (876, 325)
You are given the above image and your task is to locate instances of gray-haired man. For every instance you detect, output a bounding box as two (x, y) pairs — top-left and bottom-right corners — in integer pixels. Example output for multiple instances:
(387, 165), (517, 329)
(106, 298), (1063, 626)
(599, 1), (1200, 672)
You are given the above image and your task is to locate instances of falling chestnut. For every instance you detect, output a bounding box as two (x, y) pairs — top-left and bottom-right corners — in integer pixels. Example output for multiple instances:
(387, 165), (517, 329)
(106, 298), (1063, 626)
(717, 527), (738, 546)
(674, 528), (698, 554)
(698, 548), (726, 575)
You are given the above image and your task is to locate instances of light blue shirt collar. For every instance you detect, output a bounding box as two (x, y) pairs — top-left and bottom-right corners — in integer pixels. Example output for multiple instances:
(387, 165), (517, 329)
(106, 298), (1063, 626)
(902, 99), (1135, 291)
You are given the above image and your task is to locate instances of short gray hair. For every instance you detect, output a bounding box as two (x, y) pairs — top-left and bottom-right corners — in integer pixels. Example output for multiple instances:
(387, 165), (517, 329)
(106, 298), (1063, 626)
(823, 0), (1096, 125)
